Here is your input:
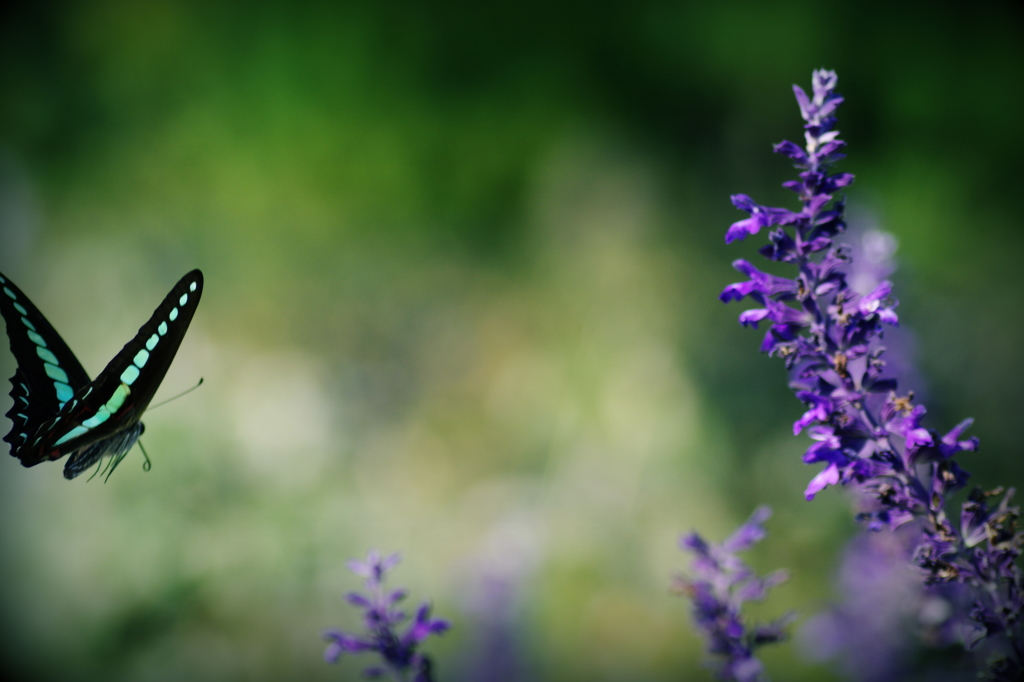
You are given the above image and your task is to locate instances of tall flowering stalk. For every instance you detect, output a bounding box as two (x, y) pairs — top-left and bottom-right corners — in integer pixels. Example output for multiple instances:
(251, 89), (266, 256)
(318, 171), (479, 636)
(720, 69), (1024, 678)
(323, 551), (451, 682)
(675, 507), (793, 682)
(798, 226), (971, 680)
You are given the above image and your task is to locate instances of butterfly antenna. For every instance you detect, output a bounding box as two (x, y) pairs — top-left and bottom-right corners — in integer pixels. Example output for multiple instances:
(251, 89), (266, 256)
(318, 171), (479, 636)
(147, 378), (204, 411)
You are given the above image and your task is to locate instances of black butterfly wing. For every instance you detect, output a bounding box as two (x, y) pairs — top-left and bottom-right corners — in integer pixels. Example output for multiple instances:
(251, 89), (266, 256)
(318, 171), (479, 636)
(0, 271), (93, 460)
(9, 270), (203, 469)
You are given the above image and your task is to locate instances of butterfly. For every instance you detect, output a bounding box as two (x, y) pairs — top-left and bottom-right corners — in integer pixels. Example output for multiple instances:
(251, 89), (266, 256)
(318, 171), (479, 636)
(0, 269), (203, 479)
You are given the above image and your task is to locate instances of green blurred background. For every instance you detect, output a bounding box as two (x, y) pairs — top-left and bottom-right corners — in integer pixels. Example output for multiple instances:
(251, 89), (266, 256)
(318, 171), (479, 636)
(0, 1), (1022, 680)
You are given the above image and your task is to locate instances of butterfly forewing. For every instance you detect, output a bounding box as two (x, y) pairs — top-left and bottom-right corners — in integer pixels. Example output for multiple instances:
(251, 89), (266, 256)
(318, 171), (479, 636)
(0, 272), (92, 461)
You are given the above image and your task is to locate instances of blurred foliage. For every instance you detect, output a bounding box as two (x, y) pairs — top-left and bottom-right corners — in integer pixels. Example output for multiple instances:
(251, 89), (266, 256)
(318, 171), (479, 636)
(0, 1), (1021, 680)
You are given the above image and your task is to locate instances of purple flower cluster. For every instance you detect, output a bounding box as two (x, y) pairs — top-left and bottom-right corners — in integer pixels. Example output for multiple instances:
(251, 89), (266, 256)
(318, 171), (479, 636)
(720, 70), (1024, 677)
(323, 551), (451, 682)
(798, 521), (976, 680)
(675, 507), (793, 682)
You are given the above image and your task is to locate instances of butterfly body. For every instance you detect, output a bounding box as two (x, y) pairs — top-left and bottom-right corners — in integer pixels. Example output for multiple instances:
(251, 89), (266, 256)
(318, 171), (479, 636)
(0, 269), (203, 478)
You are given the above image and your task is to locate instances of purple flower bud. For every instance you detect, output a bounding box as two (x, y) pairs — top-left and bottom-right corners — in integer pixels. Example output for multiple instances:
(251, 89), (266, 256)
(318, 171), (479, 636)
(720, 260), (798, 304)
(404, 604), (451, 645)
(726, 195), (799, 243)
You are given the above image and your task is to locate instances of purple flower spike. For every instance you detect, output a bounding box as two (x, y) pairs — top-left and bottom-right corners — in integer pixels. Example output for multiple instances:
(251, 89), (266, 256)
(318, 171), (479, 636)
(676, 507), (794, 682)
(720, 70), (1024, 678)
(323, 550), (450, 682)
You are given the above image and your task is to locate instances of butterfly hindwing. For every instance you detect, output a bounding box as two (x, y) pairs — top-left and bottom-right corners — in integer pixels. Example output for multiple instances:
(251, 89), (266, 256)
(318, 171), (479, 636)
(0, 272), (92, 460)
(0, 269), (203, 476)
